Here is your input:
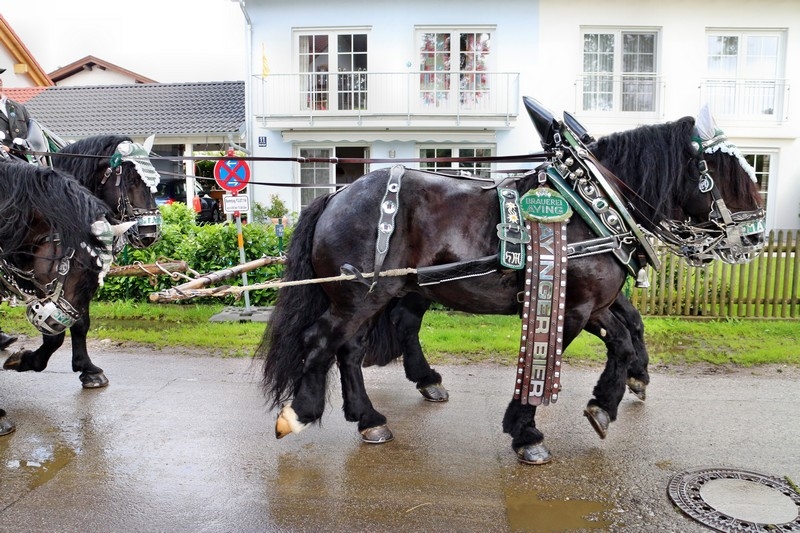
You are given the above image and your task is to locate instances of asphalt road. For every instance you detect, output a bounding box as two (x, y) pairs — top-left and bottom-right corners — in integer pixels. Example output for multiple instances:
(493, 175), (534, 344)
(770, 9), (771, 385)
(1, 340), (799, 532)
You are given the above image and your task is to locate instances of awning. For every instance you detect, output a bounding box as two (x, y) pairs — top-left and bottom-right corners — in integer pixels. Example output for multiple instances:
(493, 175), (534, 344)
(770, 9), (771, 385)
(281, 130), (497, 144)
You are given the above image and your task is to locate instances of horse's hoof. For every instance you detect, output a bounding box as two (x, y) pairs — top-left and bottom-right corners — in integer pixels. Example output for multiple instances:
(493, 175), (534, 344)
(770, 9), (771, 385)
(0, 332), (18, 351)
(583, 405), (610, 439)
(627, 377), (647, 401)
(360, 424), (394, 444)
(3, 352), (22, 370)
(275, 414), (292, 439)
(516, 443), (552, 465)
(417, 383), (449, 402)
(275, 405), (306, 439)
(80, 372), (109, 389)
(0, 414), (15, 437)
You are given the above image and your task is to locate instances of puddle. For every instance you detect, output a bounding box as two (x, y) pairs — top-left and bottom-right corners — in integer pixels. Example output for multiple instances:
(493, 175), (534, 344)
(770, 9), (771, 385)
(506, 490), (612, 532)
(3, 439), (77, 491)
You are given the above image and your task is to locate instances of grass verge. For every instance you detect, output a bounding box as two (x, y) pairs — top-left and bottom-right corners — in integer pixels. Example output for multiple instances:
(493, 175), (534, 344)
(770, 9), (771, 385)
(1, 302), (798, 365)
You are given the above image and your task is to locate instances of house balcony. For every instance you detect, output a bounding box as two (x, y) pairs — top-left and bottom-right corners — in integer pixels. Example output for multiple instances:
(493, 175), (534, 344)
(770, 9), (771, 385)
(699, 78), (790, 122)
(252, 71), (520, 131)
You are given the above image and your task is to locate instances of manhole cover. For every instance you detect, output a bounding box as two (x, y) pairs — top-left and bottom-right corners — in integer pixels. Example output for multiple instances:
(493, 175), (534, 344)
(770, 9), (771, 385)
(668, 467), (800, 532)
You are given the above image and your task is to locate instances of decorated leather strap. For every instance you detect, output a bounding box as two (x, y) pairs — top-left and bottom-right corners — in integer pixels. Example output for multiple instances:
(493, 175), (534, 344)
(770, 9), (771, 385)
(371, 164), (405, 291)
(514, 184), (571, 406)
(496, 188), (529, 269)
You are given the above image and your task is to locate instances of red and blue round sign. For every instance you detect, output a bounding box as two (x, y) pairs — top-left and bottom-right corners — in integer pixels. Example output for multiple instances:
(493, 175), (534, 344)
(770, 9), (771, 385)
(214, 158), (251, 193)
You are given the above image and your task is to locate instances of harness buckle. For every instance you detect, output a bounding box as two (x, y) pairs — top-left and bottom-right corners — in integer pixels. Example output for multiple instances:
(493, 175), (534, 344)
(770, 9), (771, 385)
(496, 222), (531, 245)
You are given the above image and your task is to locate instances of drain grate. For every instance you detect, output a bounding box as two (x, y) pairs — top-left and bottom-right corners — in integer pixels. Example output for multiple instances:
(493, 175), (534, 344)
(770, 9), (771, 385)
(668, 467), (800, 532)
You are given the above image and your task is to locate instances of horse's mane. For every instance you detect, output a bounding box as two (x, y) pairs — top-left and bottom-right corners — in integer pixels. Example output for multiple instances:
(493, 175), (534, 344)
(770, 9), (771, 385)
(53, 135), (132, 190)
(0, 162), (109, 257)
(589, 117), (699, 221)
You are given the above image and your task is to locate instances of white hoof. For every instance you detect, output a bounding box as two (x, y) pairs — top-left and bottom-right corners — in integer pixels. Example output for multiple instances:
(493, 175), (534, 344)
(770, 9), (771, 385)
(275, 405), (307, 439)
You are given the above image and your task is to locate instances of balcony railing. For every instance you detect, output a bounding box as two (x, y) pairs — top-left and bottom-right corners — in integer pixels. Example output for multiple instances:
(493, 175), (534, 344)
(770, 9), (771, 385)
(699, 79), (790, 121)
(574, 74), (664, 116)
(253, 71), (520, 126)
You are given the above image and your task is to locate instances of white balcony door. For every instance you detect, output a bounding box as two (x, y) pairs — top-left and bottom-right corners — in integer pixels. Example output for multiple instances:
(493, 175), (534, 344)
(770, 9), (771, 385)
(298, 32), (368, 112)
(706, 32), (784, 117)
(581, 29), (659, 114)
(417, 29), (493, 111)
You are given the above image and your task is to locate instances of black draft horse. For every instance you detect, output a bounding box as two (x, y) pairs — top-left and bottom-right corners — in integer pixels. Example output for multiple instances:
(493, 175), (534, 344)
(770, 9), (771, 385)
(3, 135), (161, 388)
(1, 162), (121, 435)
(259, 106), (764, 464)
(361, 103), (652, 409)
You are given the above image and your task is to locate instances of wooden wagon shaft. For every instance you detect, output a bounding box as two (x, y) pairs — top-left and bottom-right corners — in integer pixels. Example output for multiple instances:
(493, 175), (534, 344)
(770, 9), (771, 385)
(107, 261), (189, 277)
(147, 256), (286, 302)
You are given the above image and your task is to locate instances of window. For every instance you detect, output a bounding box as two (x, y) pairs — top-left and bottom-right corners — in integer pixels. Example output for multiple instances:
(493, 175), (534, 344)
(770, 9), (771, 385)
(705, 30), (785, 117)
(298, 146), (368, 209)
(419, 146), (493, 178)
(744, 152), (770, 208)
(581, 29), (659, 113)
(418, 28), (493, 109)
(299, 147), (333, 208)
(298, 31), (368, 111)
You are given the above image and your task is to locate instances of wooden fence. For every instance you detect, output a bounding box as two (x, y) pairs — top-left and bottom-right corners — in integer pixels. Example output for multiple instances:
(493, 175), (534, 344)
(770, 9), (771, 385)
(628, 230), (799, 318)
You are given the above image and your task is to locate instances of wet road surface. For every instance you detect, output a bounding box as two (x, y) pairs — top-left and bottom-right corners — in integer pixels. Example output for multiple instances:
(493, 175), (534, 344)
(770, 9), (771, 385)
(1, 341), (799, 532)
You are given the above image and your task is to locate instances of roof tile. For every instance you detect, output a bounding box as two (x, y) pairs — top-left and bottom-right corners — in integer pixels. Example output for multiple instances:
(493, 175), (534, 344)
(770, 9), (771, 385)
(5, 82), (244, 138)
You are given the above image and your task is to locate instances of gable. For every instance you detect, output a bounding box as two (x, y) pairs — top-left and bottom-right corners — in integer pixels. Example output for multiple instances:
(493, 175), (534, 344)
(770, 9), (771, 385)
(0, 15), (53, 86)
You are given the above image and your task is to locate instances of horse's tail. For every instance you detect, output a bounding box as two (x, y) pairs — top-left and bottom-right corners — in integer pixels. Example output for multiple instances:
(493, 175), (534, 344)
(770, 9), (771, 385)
(257, 194), (331, 409)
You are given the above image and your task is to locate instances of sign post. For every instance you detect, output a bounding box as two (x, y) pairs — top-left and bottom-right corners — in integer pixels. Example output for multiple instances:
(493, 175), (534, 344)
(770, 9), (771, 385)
(214, 150), (252, 313)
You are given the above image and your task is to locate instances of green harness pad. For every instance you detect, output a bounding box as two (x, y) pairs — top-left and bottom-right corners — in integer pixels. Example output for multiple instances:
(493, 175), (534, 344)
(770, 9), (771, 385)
(497, 188), (529, 269)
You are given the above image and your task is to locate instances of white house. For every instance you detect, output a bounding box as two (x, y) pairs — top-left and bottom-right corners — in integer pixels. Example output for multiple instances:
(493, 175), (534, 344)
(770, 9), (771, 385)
(236, 0), (798, 230)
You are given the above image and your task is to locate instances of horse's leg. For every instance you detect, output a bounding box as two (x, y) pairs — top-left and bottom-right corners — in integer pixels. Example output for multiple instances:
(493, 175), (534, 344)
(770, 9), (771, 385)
(275, 317), (336, 437)
(501, 312), (587, 465)
(337, 331), (393, 443)
(3, 333), (65, 372)
(609, 294), (650, 400)
(582, 307), (635, 439)
(503, 400), (550, 464)
(0, 408), (15, 436)
(276, 304), (386, 439)
(391, 295), (448, 402)
(68, 317), (108, 389)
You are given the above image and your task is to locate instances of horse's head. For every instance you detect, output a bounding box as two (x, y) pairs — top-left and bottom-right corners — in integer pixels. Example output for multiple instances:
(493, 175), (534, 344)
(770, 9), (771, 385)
(676, 106), (766, 264)
(0, 165), (124, 335)
(55, 135), (163, 249)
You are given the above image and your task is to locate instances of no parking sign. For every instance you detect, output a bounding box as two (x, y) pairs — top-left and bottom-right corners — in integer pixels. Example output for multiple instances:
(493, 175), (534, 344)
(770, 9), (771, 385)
(214, 158), (250, 193)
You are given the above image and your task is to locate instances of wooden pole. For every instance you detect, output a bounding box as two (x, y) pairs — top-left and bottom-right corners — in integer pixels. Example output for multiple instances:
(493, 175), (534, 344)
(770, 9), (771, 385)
(107, 261), (189, 277)
(166, 256), (285, 291)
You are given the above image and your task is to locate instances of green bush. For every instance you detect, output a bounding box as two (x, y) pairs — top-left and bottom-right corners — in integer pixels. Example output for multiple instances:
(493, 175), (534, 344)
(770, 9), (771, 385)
(98, 203), (291, 306)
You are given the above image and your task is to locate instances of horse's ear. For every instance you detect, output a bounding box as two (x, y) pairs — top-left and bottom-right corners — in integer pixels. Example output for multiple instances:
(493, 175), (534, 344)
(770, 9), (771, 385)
(694, 104), (717, 141)
(142, 135), (156, 153)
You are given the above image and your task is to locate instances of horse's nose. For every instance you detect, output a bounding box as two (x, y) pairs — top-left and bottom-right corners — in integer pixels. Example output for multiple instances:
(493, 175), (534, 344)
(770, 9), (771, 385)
(127, 225), (162, 249)
(747, 232), (766, 253)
